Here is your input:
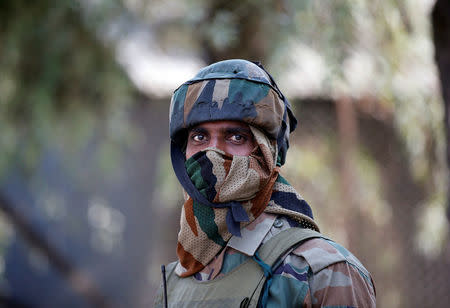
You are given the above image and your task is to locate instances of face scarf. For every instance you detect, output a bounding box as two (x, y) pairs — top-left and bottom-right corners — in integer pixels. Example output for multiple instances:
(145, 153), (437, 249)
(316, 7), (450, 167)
(175, 127), (318, 277)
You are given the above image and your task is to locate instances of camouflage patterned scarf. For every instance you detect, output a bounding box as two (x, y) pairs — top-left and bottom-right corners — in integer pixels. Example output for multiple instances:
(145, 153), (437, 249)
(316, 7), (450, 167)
(176, 127), (318, 277)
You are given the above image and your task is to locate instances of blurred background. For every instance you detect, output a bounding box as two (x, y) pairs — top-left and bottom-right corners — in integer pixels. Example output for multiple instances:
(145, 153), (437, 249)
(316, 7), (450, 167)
(1, 0), (449, 307)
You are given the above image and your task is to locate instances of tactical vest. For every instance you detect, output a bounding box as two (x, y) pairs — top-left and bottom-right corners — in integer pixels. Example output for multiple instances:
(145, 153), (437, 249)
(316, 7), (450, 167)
(154, 228), (323, 308)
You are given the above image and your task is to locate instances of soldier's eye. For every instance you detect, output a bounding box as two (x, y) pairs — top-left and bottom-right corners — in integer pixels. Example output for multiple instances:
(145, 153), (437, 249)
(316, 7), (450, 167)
(192, 134), (205, 142)
(230, 134), (245, 143)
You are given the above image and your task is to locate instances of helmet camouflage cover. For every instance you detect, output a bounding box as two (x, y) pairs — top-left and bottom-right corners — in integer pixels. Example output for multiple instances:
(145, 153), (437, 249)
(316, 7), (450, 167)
(169, 59), (297, 165)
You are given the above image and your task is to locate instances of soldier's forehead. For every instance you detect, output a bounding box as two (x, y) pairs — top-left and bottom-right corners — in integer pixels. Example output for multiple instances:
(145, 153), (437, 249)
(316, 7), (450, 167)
(188, 120), (250, 131)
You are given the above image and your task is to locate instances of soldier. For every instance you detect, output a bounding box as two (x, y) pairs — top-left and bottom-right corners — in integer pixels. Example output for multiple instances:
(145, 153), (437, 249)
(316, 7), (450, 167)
(154, 59), (376, 307)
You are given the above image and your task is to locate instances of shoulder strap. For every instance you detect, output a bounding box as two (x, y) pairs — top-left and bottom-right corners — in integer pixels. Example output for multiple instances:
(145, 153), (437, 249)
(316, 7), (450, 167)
(258, 227), (324, 266)
(245, 228), (324, 308)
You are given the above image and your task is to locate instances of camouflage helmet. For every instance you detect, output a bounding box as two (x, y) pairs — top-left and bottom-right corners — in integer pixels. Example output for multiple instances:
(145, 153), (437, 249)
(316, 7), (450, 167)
(169, 59), (297, 165)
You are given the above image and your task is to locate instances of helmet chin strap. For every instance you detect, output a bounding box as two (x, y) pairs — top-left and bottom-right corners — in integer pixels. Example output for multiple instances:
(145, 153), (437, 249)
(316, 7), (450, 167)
(170, 141), (250, 237)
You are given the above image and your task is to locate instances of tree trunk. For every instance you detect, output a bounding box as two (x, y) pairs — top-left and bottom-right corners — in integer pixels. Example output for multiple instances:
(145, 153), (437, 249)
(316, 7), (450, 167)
(432, 0), (450, 221)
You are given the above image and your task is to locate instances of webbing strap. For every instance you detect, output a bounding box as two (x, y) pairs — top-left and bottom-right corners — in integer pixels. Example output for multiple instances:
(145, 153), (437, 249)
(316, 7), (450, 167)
(252, 252), (273, 307)
(248, 227), (326, 308)
(258, 228), (324, 266)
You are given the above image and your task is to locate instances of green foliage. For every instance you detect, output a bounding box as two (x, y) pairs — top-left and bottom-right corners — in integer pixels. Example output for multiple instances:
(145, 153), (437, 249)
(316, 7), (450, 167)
(0, 0), (135, 177)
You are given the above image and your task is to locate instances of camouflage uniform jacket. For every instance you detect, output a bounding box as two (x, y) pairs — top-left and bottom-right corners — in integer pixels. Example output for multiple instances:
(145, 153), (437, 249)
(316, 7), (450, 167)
(192, 212), (376, 307)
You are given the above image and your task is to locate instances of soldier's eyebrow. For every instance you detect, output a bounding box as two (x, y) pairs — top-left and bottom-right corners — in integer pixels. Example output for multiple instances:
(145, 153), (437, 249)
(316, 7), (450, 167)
(189, 127), (208, 135)
(224, 127), (253, 136)
(188, 125), (253, 137)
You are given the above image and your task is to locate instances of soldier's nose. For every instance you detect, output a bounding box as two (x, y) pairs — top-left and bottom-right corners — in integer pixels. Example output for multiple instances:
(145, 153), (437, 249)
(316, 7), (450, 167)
(209, 136), (219, 148)
(209, 137), (224, 150)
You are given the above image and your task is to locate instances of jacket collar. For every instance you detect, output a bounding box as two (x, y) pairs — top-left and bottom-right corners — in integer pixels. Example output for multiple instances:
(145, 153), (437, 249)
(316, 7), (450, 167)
(227, 213), (277, 256)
